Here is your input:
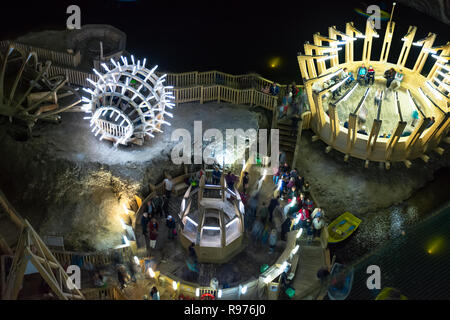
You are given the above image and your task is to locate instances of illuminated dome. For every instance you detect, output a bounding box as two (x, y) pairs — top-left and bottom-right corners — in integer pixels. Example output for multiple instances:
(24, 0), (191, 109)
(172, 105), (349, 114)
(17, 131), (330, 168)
(297, 4), (449, 169)
(179, 174), (245, 263)
(82, 55), (175, 146)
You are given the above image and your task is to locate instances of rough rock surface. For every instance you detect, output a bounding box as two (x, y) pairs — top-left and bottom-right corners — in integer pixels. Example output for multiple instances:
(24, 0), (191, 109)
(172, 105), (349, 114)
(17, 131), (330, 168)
(295, 130), (450, 219)
(0, 102), (262, 251)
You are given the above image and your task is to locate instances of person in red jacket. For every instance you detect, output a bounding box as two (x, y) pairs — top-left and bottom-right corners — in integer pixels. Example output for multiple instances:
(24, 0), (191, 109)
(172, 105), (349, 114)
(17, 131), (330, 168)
(297, 207), (310, 229)
(147, 218), (159, 250)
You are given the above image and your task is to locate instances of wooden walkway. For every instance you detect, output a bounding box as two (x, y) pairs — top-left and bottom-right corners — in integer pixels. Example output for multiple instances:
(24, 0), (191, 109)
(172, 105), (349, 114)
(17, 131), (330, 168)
(290, 238), (327, 300)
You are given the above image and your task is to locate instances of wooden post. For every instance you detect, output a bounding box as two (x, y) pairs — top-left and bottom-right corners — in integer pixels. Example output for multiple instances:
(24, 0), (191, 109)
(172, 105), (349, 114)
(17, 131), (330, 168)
(346, 113), (357, 155)
(385, 121), (407, 161)
(366, 119), (382, 158)
(413, 33), (436, 73)
(405, 117), (431, 158)
(328, 103), (339, 146)
(380, 20), (395, 63)
(397, 26), (417, 67)
(0, 234), (13, 255)
(200, 86), (204, 104)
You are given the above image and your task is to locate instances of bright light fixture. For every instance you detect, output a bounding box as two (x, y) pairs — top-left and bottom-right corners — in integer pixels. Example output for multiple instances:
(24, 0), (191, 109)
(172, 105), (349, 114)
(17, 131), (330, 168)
(120, 218), (127, 230)
(426, 81), (444, 100)
(241, 285), (247, 295)
(82, 55), (174, 147)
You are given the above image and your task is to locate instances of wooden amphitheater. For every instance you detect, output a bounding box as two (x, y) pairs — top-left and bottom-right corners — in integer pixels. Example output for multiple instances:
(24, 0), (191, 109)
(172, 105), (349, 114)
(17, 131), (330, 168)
(297, 4), (449, 169)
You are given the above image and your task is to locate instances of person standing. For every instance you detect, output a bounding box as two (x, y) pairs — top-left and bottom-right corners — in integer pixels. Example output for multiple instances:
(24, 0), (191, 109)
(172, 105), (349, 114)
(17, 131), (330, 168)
(258, 202), (269, 224)
(148, 218), (159, 251)
(281, 216), (294, 241)
(150, 286), (160, 300)
(411, 109), (419, 127)
(279, 152), (286, 168)
(146, 200), (154, 218)
(374, 88), (383, 108)
(249, 193), (259, 217)
(141, 212), (150, 248)
(163, 176), (173, 199)
(269, 82), (280, 96)
(162, 195), (170, 218)
(212, 167), (221, 185)
(268, 229), (277, 254)
(367, 65), (375, 85)
(166, 215), (176, 240)
(312, 216), (325, 238)
(225, 172), (237, 190)
(187, 242), (199, 273)
(242, 171), (250, 194)
(268, 196), (280, 222)
(152, 194), (163, 218)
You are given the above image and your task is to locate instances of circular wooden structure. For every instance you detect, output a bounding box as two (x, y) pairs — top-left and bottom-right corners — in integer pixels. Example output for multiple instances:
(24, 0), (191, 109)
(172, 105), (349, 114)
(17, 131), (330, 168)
(297, 12), (449, 169)
(179, 175), (245, 263)
(82, 55), (175, 146)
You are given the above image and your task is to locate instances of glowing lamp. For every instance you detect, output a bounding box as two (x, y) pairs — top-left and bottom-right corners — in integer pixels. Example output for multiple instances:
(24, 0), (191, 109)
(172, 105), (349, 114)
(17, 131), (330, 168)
(241, 285), (247, 295)
(82, 56), (174, 147)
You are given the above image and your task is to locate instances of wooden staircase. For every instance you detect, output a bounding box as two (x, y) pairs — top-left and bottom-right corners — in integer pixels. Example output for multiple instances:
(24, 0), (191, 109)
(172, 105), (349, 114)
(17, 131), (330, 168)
(276, 118), (297, 165)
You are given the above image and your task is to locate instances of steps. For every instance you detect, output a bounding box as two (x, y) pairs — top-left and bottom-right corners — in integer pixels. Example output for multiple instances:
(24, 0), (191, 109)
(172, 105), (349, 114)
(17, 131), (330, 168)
(276, 118), (297, 162)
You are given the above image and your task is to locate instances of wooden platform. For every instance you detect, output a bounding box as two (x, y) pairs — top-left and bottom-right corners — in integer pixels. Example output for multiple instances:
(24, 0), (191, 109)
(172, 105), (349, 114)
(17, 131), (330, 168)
(290, 239), (327, 300)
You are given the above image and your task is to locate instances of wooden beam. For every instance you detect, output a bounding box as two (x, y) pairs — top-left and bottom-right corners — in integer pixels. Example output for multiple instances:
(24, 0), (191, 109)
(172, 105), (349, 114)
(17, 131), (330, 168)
(0, 189), (25, 228)
(26, 248), (69, 300)
(0, 234), (13, 255)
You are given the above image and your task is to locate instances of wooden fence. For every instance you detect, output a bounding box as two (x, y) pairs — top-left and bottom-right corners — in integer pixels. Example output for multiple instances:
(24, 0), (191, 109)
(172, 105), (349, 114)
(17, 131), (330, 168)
(0, 40), (81, 68)
(173, 85), (277, 110)
(51, 246), (133, 268)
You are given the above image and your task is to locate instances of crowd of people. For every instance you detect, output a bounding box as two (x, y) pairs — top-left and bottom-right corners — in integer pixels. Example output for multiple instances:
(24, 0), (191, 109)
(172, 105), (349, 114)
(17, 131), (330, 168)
(271, 159), (325, 242)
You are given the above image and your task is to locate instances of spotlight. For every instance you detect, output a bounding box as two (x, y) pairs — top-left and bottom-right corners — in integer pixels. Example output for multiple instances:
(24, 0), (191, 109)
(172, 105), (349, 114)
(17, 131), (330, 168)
(241, 285), (247, 295)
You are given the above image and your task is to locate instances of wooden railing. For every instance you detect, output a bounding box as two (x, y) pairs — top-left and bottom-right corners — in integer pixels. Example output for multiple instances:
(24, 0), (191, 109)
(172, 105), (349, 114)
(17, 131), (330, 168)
(0, 40), (82, 68)
(51, 246), (133, 268)
(173, 85), (277, 110)
(81, 286), (127, 300)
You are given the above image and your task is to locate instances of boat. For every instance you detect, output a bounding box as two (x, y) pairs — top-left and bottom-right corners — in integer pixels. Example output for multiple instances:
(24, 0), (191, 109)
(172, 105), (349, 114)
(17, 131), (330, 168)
(327, 211), (362, 243)
(375, 287), (408, 300)
(328, 263), (354, 300)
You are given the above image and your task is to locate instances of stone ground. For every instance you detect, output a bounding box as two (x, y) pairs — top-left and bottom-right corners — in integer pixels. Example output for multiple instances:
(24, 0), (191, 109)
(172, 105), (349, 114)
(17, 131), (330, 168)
(294, 129), (450, 220)
(0, 102), (265, 251)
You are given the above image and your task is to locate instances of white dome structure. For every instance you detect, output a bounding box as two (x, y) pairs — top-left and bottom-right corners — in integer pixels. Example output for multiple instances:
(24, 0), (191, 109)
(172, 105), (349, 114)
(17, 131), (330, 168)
(82, 55), (175, 146)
